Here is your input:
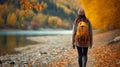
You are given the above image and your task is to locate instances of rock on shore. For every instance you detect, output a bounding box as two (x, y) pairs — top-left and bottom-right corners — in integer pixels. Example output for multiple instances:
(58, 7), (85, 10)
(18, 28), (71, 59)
(0, 34), (72, 67)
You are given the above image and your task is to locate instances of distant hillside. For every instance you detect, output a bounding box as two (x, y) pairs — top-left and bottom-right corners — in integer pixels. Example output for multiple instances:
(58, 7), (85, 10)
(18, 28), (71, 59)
(0, 0), (80, 30)
(37, 0), (80, 29)
(41, 0), (80, 21)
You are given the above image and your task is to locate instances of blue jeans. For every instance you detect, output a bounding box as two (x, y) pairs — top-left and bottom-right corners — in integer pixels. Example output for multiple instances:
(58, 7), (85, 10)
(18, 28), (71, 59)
(77, 46), (88, 67)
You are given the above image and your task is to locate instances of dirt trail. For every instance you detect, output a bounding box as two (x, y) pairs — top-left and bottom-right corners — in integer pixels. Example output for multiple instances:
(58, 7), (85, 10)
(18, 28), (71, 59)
(49, 30), (120, 67)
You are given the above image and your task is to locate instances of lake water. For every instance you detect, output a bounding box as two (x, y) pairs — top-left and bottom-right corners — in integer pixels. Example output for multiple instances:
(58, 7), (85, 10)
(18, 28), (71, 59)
(0, 30), (72, 35)
(0, 30), (72, 56)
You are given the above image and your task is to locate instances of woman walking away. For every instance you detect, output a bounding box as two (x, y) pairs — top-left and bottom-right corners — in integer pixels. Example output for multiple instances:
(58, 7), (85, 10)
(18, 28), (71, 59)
(72, 8), (93, 67)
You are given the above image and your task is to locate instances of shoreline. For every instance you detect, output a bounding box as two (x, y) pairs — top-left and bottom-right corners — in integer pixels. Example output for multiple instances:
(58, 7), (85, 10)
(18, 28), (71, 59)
(0, 30), (119, 67)
(0, 34), (72, 66)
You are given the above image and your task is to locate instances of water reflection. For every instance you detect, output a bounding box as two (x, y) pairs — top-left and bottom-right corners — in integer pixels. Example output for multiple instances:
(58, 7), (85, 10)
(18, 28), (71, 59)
(0, 30), (72, 56)
(0, 35), (36, 56)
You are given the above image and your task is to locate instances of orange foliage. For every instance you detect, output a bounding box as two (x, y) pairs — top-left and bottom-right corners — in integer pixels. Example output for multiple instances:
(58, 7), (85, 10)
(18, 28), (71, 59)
(79, 0), (120, 30)
(20, 0), (47, 14)
(48, 48), (76, 67)
(92, 44), (120, 66)
(34, 4), (42, 11)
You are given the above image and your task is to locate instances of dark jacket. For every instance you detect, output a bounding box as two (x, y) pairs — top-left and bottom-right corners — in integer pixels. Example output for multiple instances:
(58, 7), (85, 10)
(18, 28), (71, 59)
(72, 17), (93, 47)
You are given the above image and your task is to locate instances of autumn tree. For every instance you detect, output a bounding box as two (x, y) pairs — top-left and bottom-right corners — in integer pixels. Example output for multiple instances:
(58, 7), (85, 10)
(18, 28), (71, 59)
(31, 13), (46, 28)
(0, 4), (9, 24)
(79, 0), (120, 30)
(20, 0), (47, 14)
(7, 13), (17, 26)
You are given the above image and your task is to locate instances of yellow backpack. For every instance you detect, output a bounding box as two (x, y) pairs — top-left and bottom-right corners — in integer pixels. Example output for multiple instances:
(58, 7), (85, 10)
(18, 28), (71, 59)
(75, 21), (90, 44)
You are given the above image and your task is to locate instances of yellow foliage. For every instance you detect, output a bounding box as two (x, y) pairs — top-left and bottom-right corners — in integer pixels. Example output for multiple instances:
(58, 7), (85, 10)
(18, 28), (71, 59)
(79, 0), (120, 30)
(30, 0), (37, 3)
(48, 16), (62, 25)
(57, 19), (62, 26)
(7, 13), (17, 25)
(52, 0), (80, 14)
(0, 15), (4, 24)
(48, 16), (59, 23)
(0, 4), (8, 15)
(56, 3), (72, 14)
(31, 13), (46, 26)
(53, 0), (80, 10)
(19, 10), (26, 17)
(62, 22), (69, 27)
(48, 16), (58, 28)
(25, 10), (35, 19)
(48, 16), (64, 28)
